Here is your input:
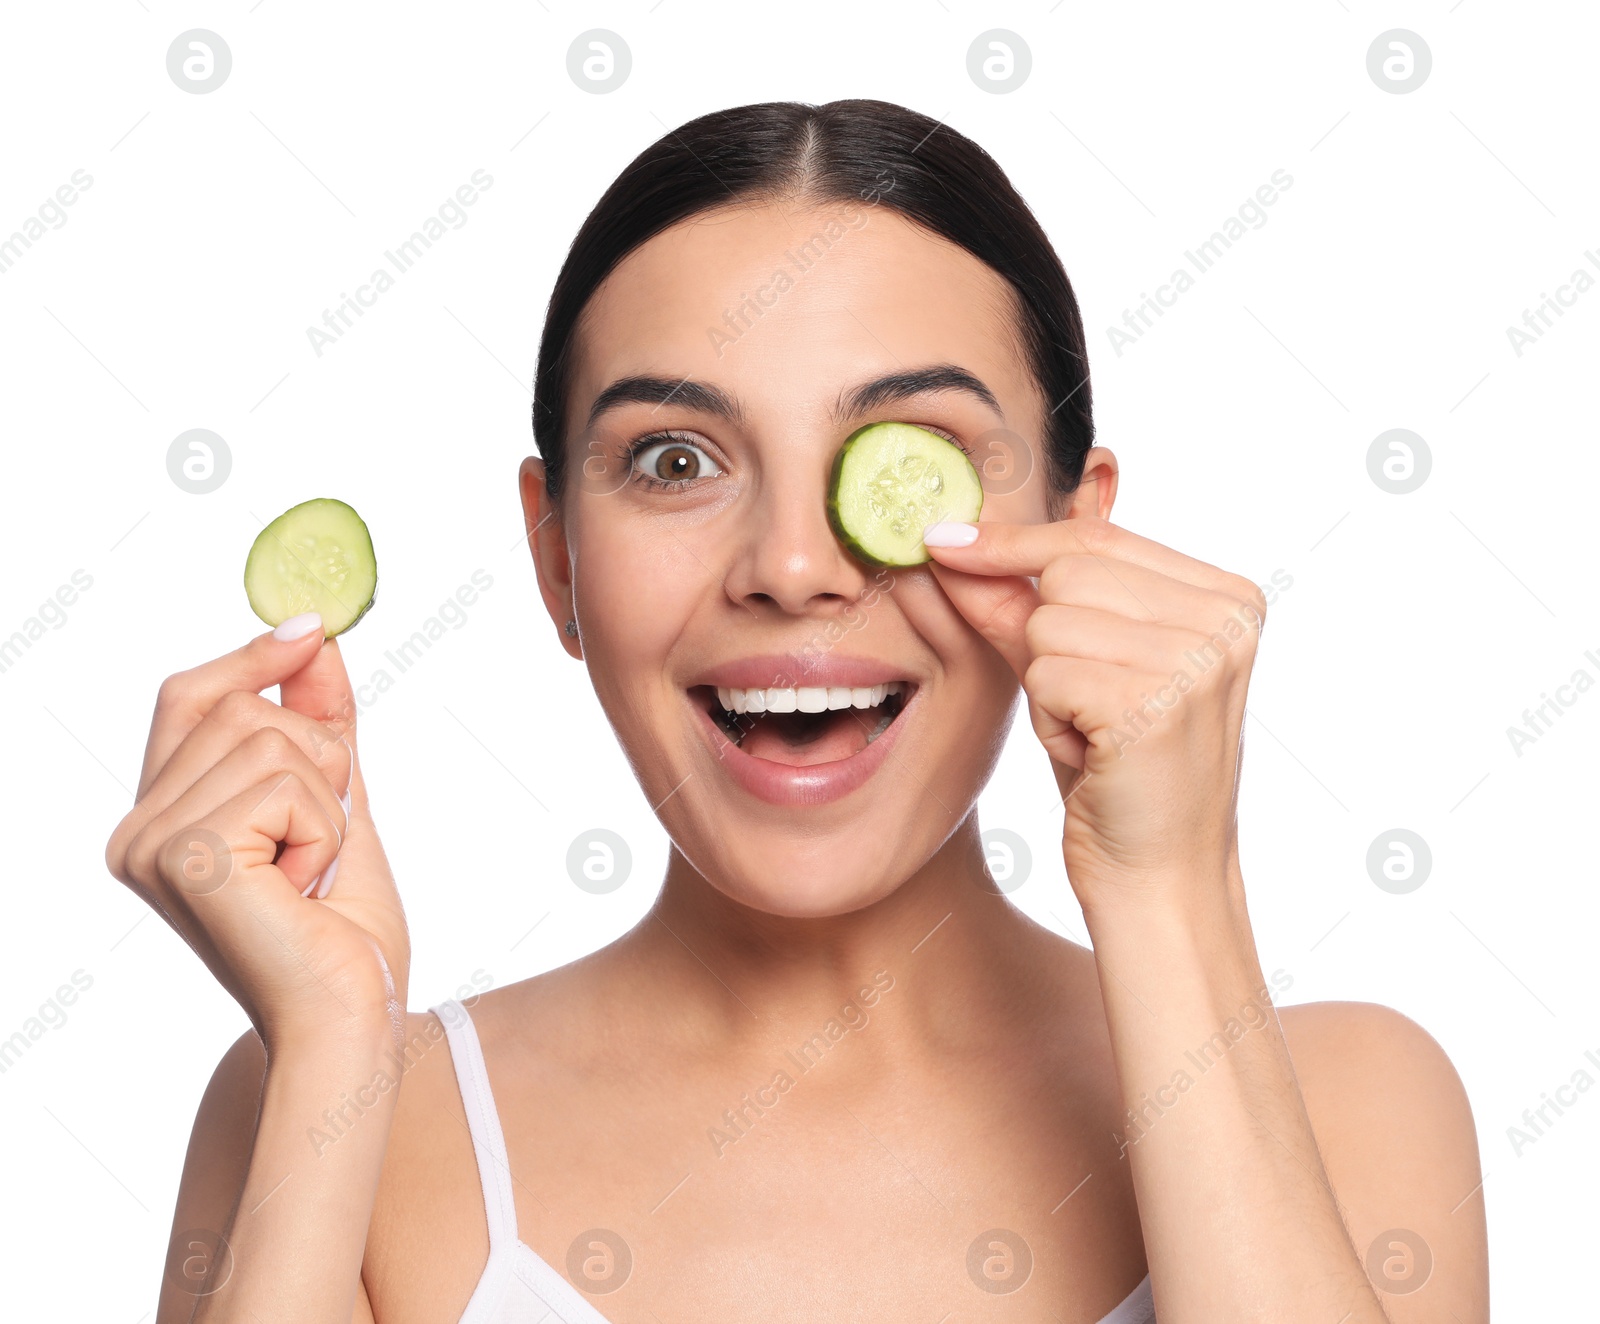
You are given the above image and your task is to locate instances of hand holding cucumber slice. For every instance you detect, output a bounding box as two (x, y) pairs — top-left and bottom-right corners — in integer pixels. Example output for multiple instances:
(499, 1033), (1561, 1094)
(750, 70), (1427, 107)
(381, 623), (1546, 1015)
(827, 422), (984, 567)
(245, 498), (378, 639)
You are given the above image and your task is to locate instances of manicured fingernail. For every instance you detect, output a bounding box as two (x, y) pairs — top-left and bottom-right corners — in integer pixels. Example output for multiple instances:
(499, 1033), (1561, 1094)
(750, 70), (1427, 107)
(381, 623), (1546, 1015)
(300, 873), (318, 897)
(339, 787), (351, 818)
(274, 612), (323, 641)
(314, 854), (340, 899)
(923, 521), (979, 547)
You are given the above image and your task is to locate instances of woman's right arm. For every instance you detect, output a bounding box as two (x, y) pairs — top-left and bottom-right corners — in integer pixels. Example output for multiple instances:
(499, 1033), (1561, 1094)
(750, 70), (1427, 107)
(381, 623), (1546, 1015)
(105, 618), (411, 1322)
(160, 1025), (393, 1322)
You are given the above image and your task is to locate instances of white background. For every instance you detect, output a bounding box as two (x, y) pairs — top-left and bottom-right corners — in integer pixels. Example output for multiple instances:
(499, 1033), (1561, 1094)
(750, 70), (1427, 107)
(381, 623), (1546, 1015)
(1, 2), (1594, 1318)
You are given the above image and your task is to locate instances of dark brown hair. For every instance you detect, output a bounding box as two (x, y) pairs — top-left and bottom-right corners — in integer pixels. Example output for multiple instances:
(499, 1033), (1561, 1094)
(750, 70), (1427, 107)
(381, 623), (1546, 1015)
(532, 99), (1094, 511)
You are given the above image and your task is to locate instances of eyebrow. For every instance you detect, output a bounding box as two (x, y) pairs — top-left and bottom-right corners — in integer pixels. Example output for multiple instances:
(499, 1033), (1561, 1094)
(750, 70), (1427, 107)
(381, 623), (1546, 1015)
(583, 363), (1005, 431)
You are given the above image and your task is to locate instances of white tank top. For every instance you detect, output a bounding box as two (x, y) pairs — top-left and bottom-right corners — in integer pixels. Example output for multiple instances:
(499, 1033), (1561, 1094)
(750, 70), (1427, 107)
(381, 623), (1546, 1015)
(432, 997), (1158, 1323)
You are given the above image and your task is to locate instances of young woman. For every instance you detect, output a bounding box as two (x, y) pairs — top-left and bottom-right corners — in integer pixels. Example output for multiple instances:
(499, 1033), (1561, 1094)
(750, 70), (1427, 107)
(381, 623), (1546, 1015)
(108, 100), (1488, 1322)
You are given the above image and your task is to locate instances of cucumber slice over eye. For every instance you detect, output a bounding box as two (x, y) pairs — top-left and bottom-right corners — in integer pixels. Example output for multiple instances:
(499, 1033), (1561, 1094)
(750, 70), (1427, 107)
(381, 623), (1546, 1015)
(244, 497), (377, 638)
(827, 422), (984, 567)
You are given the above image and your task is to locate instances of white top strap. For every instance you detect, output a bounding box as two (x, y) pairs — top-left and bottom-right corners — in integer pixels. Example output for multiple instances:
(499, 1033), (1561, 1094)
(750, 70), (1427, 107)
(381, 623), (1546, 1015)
(1099, 1272), (1155, 1324)
(432, 997), (520, 1252)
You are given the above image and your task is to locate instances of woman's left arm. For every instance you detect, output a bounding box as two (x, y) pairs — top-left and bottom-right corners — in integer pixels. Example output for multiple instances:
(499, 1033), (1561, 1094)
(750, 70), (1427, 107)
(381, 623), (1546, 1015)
(924, 514), (1489, 1324)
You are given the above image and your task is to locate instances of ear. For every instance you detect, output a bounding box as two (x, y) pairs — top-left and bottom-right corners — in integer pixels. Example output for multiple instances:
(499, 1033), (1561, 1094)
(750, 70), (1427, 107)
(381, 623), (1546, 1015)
(518, 456), (581, 659)
(1062, 446), (1119, 522)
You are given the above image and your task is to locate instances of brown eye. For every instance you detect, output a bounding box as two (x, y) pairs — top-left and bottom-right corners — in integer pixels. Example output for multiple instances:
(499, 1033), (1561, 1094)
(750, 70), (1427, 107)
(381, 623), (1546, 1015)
(630, 435), (724, 487)
(654, 444), (698, 480)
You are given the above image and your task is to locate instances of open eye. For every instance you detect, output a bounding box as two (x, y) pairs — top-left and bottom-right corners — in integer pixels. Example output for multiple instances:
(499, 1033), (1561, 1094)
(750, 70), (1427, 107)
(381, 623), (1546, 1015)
(628, 432), (725, 489)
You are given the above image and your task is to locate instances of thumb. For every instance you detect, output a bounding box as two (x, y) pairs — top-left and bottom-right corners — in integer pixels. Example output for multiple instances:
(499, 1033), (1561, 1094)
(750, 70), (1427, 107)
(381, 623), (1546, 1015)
(277, 636), (368, 811)
(925, 557), (1040, 686)
(278, 634), (398, 918)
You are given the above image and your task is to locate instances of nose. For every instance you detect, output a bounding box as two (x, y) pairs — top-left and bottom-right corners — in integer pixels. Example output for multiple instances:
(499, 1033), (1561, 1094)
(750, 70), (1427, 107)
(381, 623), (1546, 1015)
(721, 466), (873, 617)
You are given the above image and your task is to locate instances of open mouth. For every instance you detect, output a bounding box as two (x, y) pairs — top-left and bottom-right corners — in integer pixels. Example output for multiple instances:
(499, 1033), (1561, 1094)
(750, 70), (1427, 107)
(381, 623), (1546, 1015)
(690, 681), (914, 768)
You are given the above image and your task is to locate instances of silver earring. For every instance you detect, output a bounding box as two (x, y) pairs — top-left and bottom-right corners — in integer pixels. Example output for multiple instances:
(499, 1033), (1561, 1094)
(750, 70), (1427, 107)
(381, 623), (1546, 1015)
(564, 619), (577, 637)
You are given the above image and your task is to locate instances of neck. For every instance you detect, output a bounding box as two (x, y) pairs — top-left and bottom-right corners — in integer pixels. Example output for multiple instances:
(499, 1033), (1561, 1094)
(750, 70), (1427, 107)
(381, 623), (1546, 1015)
(615, 811), (1068, 1068)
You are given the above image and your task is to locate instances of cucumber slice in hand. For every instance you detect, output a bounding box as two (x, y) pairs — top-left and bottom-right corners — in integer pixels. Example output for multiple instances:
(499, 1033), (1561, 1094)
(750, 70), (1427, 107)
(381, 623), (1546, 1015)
(827, 422), (984, 567)
(244, 498), (377, 638)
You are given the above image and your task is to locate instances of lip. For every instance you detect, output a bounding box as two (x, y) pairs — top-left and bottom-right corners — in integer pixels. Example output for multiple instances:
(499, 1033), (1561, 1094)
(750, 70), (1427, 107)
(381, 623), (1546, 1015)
(688, 679), (919, 808)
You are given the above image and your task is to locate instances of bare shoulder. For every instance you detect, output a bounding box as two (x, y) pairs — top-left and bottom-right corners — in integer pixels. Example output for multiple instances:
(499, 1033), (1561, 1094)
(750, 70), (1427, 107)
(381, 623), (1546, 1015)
(363, 972), (587, 1323)
(362, 983), (528, 1322)
(1278, 1000), (1489, 1320)
(1278, 1000), (1477, 1162)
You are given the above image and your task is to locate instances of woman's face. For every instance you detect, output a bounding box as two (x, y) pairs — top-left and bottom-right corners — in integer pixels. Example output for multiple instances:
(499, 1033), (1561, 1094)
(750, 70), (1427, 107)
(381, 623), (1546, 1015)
(526, 197), (1070, 918)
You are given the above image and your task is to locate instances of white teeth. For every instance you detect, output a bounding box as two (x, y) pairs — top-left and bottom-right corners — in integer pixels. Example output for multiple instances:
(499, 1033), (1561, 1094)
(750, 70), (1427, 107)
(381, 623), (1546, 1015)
(713, 681), (905, 714)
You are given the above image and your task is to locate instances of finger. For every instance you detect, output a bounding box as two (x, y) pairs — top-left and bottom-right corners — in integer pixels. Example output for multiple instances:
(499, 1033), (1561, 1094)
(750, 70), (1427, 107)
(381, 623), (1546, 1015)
(140, 616), (327, 798)
(1023, 653), (1166, 766)
(925, 557), (1040, 685)
(1025, 604), (1202, 672)
(924, 515), (1255, 599)
(1025, 689), (1089, 772)
(1037, 553), (1252, 632)
(124, 727), (347, 899)
(126, 694), (352, 847)
(154, 771), (343, 949)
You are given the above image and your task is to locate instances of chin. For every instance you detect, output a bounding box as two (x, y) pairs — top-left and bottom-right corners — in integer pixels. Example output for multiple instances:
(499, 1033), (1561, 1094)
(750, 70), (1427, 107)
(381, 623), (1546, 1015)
(684, 834), (912, 920)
